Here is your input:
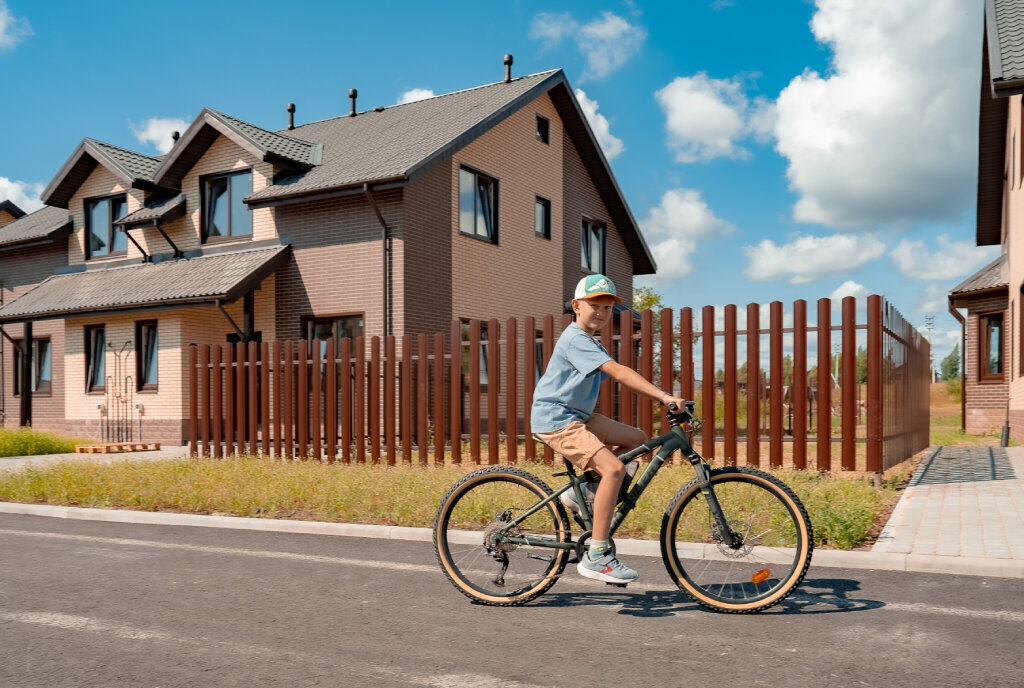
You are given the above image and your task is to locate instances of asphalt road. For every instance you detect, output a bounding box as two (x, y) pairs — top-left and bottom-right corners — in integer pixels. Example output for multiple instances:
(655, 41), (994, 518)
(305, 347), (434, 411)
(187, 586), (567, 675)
(1, 513), (1021, 688)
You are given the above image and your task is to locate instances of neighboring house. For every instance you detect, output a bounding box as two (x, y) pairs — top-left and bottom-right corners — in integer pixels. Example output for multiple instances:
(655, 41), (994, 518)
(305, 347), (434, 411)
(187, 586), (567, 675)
(0, 64), (656, 443)
(0, 200), (26, 228)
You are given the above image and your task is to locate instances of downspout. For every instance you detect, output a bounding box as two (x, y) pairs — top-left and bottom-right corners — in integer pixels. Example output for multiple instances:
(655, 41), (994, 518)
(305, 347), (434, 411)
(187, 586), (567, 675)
(363, 183), (391, 337)
(949, 300), (966, 432)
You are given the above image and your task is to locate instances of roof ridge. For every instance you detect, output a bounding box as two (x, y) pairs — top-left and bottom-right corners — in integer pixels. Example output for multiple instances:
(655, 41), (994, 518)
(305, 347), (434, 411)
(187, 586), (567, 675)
(206, 108), (318, 146)
(83, 137), (161, 162)
(282, 69), (561, 132)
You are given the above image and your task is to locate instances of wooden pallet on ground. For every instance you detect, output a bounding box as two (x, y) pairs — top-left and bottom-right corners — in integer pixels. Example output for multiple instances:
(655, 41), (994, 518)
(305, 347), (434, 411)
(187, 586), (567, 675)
(74, 442), (161, 454)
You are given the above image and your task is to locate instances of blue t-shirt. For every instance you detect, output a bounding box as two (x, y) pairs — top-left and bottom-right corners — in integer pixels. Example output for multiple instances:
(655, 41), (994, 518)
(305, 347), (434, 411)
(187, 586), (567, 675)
(530, 322), (613, 433)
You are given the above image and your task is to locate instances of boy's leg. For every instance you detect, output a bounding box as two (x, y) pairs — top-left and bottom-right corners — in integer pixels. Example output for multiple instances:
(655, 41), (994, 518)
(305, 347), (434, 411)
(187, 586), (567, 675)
(586, 448), (626, 542)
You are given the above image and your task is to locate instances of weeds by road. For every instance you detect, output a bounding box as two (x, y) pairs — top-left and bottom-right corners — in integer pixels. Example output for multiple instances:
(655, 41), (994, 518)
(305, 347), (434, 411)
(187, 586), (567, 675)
(0, 427), (84, 457)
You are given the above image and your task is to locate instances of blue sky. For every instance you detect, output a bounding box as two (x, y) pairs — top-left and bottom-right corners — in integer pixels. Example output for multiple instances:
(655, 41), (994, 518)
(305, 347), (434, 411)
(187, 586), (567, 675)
(0, 0), (994, 362)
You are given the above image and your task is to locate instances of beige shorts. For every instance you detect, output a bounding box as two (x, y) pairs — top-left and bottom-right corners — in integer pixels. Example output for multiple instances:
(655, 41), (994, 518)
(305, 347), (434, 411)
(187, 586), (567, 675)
(534, 413), (632, 470)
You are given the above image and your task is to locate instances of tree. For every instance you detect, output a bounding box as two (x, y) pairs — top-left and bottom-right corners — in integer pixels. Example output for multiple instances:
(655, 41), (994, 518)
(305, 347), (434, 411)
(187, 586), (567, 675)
(940, 344), (960, 381)
(856, 346), (868, 384)
(633, 285), (663, 312)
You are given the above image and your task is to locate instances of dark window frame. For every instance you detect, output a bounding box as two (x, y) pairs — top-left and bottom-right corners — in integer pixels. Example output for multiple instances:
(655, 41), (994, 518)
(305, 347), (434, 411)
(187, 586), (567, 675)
(200, 168), (253, 243)
(85, 324), (106, 393)
(84, 192), (128, 260)
(12, 337), (52, 397)
(302, 313), (365, 357)
(135, 320), (159, 392)
(979, 311), (1004, 382)
(459, 319), (490, 388)
(458, 165), (499, 244)
(536, 115), (550, 144)
(535, 196), (551, 240)
(581, 217), (606, 274)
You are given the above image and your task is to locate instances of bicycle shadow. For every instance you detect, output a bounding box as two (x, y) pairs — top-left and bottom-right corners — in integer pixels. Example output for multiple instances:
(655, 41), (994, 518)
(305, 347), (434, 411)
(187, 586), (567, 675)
(532, 577), (884, 617)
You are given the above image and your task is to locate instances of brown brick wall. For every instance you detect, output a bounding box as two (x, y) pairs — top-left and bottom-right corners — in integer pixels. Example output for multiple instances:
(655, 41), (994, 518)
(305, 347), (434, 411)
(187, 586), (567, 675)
(403, 160), (452, 336)
(0, 209), (19, 228)
(963, 293), (1009, 434)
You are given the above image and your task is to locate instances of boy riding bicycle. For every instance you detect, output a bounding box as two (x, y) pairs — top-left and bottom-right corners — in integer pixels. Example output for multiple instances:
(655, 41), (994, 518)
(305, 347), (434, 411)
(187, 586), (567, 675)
(532, 274), (686, 584)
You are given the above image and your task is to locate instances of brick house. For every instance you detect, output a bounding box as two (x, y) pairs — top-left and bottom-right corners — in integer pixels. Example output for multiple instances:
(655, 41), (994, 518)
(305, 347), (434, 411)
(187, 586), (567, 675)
(0, 66), (656, 443)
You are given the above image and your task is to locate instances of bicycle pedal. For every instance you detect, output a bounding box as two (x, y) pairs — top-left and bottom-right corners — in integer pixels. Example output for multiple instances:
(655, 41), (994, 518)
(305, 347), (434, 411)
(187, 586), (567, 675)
(606, 582), (628, 588)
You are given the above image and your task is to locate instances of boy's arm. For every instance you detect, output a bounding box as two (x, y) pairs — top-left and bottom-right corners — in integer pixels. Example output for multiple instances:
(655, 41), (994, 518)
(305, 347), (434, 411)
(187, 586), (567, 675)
(599, 360), (687, 409)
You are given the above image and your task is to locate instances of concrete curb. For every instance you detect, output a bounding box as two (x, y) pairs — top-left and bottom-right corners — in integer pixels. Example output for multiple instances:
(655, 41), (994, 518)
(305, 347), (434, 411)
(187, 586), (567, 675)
(1, 501), (1021, 579)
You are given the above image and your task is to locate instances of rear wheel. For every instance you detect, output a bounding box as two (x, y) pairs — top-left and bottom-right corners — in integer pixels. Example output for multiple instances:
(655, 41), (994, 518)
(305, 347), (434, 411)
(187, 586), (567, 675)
(434, 466), (570, 606)
(660, 466), (813, 613)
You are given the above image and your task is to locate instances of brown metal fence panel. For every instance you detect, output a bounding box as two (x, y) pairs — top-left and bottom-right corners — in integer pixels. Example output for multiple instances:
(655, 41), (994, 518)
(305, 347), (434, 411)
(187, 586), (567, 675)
(187, 301), (928, 473)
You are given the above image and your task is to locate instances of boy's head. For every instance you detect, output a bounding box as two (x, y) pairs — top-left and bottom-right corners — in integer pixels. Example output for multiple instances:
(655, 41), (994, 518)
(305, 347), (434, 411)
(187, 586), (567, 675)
(571, 275), (621, 327)
(573, 274), (622, 303)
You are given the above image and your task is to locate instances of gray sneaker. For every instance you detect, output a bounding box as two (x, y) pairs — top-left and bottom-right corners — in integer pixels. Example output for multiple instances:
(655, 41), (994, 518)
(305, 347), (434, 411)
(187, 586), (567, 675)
(577, 550), (638, 583)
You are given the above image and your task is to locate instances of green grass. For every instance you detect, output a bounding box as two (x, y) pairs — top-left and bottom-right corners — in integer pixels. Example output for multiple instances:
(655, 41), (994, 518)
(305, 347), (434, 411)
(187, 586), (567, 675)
(0, 455), (894, 550)
(0, 427), (85, 457)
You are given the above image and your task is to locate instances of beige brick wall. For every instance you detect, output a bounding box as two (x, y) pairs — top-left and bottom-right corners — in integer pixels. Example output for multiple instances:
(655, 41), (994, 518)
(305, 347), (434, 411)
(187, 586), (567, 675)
(66, 165), (133, 265)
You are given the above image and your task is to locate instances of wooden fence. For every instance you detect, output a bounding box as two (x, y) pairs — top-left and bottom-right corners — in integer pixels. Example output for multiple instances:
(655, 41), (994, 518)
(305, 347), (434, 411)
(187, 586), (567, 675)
(188, 295), (930, 473)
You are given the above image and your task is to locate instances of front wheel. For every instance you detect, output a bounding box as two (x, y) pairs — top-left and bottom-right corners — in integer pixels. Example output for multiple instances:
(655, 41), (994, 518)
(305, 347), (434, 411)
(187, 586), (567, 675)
(660, 466), (813, 613)
(434, 466), (571, 606)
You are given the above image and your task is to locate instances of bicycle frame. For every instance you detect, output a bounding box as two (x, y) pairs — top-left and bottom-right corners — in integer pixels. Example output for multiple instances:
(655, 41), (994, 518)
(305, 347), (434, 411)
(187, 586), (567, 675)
(495, 417), (740, 550)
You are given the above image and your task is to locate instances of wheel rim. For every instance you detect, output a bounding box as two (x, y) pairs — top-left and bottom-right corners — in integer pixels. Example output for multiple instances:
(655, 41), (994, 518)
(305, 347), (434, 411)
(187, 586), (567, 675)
(439, 475), (567, 600)
(668, 476), (807, 606)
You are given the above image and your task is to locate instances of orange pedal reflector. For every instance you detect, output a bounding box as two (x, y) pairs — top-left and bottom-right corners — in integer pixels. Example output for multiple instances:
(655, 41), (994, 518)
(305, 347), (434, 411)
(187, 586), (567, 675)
(751, 568), (771, 584)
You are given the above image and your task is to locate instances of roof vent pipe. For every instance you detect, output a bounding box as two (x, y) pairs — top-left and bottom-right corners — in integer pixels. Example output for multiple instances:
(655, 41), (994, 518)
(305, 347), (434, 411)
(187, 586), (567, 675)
(287, 103), (295, 130)
(349, 88), (358, 117)
(503, 54), (513, 83)
(171, 131), (180, 143)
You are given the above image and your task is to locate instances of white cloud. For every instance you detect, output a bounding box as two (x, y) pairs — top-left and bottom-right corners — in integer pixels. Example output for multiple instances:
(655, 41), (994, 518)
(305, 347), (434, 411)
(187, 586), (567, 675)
(131, 117), (189, 155)
(914, 283), (950, 314)
(655, 73), (750, 163)
(890, 234), (999, 281)
(0, 1), (31, 51)
(830, 280), (870, 302)
(636, 188), (735, 287)
(0, 177), (44, 212)
(574, 89), (624, 160)
(397, 88), (434, 105)
(743, 233), (886, 284)
(769, 0), (980, 227)
(530, 11), (645, 80)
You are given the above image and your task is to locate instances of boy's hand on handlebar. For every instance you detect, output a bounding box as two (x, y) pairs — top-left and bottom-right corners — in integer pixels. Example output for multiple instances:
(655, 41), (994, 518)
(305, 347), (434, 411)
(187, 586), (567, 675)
(660, 396), (688, 413)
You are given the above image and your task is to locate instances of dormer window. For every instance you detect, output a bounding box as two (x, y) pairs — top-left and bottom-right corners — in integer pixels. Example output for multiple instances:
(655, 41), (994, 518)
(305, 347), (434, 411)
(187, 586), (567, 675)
(202, 169), (252, 241)
(85, 194), (127, 259)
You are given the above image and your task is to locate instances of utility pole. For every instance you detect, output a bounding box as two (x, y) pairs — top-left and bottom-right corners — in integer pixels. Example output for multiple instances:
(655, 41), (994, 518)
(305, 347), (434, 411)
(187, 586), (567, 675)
(924, 315), (935, 382)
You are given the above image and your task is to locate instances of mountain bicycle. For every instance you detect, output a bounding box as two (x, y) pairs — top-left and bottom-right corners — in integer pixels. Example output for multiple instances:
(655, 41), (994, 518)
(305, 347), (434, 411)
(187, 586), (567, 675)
(433, 402), (813, 613)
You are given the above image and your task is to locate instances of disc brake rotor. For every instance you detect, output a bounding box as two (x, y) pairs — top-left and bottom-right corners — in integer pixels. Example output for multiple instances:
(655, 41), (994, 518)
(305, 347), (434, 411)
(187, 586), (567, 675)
(714, 519), (755, 558)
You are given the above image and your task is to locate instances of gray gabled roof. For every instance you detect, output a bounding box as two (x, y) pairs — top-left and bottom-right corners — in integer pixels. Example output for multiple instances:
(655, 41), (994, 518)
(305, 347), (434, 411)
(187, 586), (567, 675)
(950, 253), (1007, 296)
(0, 244), (290, 322)
(0, 205), (73, 251)
(987, 0), (1024, 92)
(41, 138), (164, 209)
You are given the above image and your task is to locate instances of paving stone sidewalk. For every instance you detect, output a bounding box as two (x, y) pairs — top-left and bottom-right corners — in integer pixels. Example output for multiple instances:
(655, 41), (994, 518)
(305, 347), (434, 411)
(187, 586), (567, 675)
(873, 446), (1024, 567)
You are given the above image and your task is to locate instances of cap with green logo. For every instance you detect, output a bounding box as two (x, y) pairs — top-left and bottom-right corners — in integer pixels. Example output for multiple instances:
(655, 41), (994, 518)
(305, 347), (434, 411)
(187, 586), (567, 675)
(574, 274), (622, 302)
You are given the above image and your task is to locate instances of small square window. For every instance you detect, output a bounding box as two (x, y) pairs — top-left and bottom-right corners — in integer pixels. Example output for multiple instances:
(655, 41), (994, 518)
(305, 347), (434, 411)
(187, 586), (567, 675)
(536, 115), (550, 144)
(535, 197), (551, 239)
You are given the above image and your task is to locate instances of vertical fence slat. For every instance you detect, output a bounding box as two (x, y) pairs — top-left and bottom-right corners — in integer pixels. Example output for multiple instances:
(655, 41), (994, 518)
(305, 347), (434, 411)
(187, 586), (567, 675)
(701, 306), (715, 460)
(659, 308), (673, 434)
(600, 321), (614, 416)
(248, 341), (258, 455)
(212, 344), (223, 459)
(401, 334), (412, 464)
(260, 341), (270, 457)
(469, 320), (481, 464)
(640, 309), (654, 439)
(200, 345), (210, 458)
(524, 317), (537, 462)
(273, 341), (282, 460)
(189, 345), (199, 456)
(355, 336), (366, 464)
(311, 340), (322, 462)
(434, 333), (445, 463)
(370, 336), (381, 464)
(505, 318), (517, 463)
(817, 298), (832, 471)
(236, 342), (247, 455)
(385, 335), (396, 465)
(793, 300), (808, 470)
(619, 310), (633, 428)
(487, 318), (500, 465)
(842, 296), (857, 471)
(450, 321), (462, 464)
(297, 341), (309, 460)
(724, 305), (737, 465)
(542, 315), (555, 465)
(867, 295), (883, 472)
(283, 341), (293, 460)
(224, 343), (235, 456)
(325, 338), (337, 463)
(418, 333), (430, 466)
(770, 301), (783, 468)
(340, 338), (351, 464)
(746, 303), (760, 467)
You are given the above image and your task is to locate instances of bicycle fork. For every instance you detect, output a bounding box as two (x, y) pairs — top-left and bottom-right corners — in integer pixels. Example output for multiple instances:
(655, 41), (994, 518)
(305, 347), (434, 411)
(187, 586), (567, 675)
(688, 456), (741, 549)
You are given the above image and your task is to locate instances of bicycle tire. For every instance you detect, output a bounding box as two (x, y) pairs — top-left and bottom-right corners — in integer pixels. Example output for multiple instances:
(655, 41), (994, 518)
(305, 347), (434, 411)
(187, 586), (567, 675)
(660, 466), (813, 613)
(434, 465), (571, 606)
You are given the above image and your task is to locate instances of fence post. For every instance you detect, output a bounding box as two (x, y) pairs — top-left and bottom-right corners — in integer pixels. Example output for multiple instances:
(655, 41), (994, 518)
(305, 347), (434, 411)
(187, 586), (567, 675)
(770, 301), (783, 468)
(370, 336), (381, 464)
(272, 341), (282, 460)
(236, 342), (247, 455)
(469, 321), (481, 464)
(793, 300), (807, 469)
(260, 341), (270, 457)
(325, 338), (337, 463)
(385, 335), (396, 465)
(724, 305), (737, 465)
(189, 345), (198, 457)
(746, 303), (759, 467)
(524, 317), (536, 462)
(659, 308), (673, 434)
(419, 333), (430, 467)
(434, 332), (446, 464)
(681, 307), (694, 401)
(401, 333), (412, 464)
(620, 310), (634, 428)
(283, 341), (293, 460)
(817, 298), (831, 471)
(450, 321), (462, 464)
(248, 341), (258, 456)
(487, 318), (500, 465)
(213, 344), (223, 459)
(842, 296), (856, 471)
(224, 344), (235, 456)
(867, 295), (883, 473)
(542, 315), (555, 465)
(640, 310), (654, 439)
(297, 341), (309, 460)
(340, 338), (351, 464)
(505, 318), (518, 463)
